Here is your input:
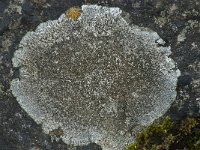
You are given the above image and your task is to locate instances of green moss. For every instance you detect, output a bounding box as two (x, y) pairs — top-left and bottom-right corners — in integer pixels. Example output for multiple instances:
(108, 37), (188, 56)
(126, 143), (136, 150)
(126, 116), (200, 150)
(127, 116), (173, 150)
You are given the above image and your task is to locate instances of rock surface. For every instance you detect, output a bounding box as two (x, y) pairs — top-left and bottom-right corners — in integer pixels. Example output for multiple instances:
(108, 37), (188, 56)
(0, 0), (200, 150)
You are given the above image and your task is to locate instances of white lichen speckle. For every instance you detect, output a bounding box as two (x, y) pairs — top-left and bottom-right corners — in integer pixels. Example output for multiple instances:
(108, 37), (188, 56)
(11, 5), (180, 150)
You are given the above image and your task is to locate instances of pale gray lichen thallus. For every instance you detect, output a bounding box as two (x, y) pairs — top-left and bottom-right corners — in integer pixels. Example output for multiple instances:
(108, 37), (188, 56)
(11, 5), (180, 150)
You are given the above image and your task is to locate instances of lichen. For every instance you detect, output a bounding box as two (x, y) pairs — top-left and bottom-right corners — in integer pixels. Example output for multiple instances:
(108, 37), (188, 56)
(11, 5), (180, 150)
(49, 127), (64, 138)
(65, 6), (82, 21)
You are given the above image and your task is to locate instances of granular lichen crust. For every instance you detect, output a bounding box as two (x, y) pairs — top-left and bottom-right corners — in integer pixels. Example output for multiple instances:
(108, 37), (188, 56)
(11, 5), (180, 150)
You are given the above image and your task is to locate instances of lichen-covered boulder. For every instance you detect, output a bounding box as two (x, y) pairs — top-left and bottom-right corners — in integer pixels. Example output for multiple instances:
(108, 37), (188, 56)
(11, 5), (180, 150)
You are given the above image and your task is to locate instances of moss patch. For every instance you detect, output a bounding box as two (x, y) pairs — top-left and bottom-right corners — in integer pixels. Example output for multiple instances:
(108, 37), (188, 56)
(126, 117), (200, 150)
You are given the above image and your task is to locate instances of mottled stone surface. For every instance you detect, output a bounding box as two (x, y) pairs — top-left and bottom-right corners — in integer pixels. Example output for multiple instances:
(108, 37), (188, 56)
(1, 0), (200, 150)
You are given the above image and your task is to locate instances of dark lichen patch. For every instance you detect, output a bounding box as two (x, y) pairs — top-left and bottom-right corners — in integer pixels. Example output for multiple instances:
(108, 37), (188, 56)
(180, 117), (198, 135)
(32, 0), (47, 5)
(49, 127), (64, 138)
(126, 117), (200, 150)
(0, 83), (4, 97)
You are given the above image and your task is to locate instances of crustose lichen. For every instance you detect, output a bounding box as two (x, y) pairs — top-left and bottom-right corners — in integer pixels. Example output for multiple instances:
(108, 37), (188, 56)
(11, 5), (180, 150)
(65, 6), (82, 21)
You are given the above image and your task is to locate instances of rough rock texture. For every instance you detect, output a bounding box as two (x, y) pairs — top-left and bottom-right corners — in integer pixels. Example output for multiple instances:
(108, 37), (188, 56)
(0, 0), (200, 150)
(10, 5), (179, 150)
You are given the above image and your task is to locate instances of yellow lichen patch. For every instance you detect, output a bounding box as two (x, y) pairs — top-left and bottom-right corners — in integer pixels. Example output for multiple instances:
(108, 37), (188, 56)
(65, 7), (81, 21)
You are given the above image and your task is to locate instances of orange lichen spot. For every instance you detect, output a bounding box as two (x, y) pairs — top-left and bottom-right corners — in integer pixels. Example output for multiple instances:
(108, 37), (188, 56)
(65, 7), (82, 21)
